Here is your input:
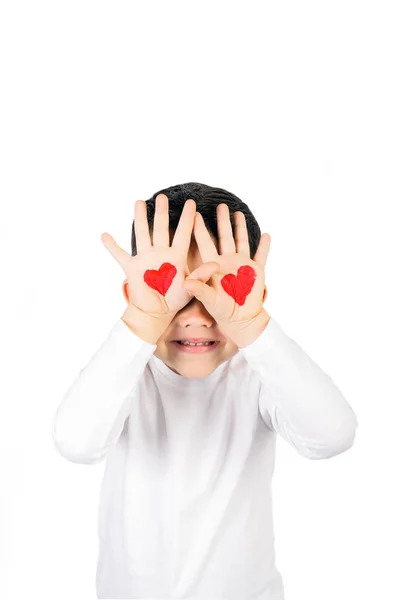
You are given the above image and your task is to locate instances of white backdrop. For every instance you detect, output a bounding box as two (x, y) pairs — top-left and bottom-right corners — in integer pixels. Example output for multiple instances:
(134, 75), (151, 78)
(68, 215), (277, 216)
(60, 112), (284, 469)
(1, 1), (399, 599)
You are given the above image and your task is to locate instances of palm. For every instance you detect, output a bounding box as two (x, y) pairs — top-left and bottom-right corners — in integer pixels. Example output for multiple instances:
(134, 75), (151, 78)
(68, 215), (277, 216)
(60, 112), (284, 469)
(127, 246), (192, 315)
(205, 253), (266, 323)
(101, 195), (220, 319)
(184, 204), (271, 325)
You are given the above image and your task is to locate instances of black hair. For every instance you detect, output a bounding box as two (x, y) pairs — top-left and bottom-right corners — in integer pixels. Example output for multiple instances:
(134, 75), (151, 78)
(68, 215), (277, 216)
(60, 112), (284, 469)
(131, 182), (261, 259)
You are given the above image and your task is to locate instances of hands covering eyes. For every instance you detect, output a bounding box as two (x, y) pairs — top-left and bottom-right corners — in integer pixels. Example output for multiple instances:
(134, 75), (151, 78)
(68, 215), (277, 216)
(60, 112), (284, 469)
(101, 193), (271, 345)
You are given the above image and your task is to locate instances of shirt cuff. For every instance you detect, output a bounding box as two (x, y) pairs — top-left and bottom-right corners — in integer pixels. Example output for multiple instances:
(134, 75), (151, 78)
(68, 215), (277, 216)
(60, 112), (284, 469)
(240, 316), (284, 358)
(110, 318), (158, 355)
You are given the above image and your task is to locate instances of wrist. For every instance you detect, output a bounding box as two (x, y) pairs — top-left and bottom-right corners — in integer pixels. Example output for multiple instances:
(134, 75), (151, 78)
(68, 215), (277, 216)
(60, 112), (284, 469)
(121, 303), (176, 345)
(219, 309), (271, 349)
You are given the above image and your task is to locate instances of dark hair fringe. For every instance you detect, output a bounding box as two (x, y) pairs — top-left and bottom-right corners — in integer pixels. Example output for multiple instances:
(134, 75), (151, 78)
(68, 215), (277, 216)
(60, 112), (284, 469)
(131, 182), (261, 259)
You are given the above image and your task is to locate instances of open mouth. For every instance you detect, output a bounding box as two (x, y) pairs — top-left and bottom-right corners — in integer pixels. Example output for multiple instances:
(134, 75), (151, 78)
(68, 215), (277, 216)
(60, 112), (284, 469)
(176, 341), (215, 346)
(171, 340), (219, 353)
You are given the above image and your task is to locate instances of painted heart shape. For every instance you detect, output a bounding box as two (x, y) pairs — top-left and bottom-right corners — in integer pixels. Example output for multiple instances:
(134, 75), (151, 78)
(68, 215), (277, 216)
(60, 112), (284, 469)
(220, 265), (257, 306)
(143, 262), (177, 296)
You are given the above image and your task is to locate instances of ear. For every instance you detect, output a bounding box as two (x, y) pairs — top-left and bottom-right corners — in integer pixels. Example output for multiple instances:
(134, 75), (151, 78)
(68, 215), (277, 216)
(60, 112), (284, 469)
(262, 284), (268, 304)
(122, 279), (130, 303)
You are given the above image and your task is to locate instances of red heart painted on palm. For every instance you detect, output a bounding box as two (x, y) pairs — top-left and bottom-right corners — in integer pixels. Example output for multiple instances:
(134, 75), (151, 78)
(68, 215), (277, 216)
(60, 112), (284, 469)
(220, 265), (257, 306)
(143, 262), (177, 296)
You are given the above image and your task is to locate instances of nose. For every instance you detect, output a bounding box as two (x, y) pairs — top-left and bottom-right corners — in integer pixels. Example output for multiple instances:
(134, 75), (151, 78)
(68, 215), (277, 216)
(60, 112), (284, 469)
(175, 297), (216, 328)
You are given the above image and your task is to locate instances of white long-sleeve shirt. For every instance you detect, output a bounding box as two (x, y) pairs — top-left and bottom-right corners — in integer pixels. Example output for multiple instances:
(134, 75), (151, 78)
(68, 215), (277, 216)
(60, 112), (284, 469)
(52, 316), (358, 600)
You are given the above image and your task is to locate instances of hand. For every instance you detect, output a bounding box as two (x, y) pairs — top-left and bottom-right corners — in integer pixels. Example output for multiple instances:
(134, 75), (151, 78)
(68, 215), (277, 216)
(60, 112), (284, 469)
(101, 194), (220, 319)
(182, 203), (271, 346)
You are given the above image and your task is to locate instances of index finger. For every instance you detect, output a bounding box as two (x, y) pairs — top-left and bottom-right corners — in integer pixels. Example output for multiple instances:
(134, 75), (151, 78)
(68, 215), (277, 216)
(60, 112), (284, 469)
(192, 211), (220, 262)
(171, 199), (197, 254)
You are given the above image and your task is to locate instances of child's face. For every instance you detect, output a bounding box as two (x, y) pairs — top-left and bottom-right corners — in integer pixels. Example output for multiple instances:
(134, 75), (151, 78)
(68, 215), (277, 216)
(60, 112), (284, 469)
(154, 234), (239, 378)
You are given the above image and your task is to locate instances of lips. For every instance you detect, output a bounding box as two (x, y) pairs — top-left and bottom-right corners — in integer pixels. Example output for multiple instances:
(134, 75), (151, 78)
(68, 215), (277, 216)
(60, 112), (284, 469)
(175, 341), (215, 345)
(173, 338), (215, 343)
(171, 340), (219, 353)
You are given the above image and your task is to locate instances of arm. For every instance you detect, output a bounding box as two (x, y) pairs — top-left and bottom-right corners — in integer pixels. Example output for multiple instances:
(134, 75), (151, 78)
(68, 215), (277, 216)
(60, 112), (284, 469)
(52, 310), (160, 465)
(56, 193), (209, 464)
(180, 204), (357, 459)
(241, 315), (358, 460)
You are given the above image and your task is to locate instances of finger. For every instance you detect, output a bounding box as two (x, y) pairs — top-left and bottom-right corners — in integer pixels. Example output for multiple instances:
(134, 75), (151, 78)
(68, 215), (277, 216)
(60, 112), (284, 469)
(217, 203), (236, 254)
(182, 277), (216, 310)
(152, 194), (170, 248)
(101, 232), (132, 272)
(253, 233), (271, 268)
(193, 211), (220, 262)
(185, 261), (220, 283)
(171, 199), (197, 254)
(233, 211), (250, 256)
(134, 200), (152, 252)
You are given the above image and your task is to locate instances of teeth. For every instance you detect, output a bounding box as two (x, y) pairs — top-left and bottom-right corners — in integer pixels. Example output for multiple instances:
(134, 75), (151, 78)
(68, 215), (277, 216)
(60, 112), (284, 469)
(178, 341), (213, 346)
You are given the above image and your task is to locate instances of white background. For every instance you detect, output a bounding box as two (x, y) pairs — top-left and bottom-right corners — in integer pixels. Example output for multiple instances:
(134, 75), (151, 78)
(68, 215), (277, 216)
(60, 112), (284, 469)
(1, 1), (399, 599)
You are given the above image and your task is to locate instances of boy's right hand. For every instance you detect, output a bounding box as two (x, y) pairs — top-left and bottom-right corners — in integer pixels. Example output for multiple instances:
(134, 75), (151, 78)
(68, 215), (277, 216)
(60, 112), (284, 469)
(101, 194), (220, 342)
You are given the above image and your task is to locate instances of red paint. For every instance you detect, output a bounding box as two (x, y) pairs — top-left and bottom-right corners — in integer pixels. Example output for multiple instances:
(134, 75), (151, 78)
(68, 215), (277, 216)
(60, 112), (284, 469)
(220, 265), (256, 306)
(143, 262), (177, 296)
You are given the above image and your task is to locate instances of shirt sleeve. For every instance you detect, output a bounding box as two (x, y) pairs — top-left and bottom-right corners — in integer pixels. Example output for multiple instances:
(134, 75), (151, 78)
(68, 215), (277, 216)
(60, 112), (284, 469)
(241, 316), (358, 460)
(52, 319), (157, 465)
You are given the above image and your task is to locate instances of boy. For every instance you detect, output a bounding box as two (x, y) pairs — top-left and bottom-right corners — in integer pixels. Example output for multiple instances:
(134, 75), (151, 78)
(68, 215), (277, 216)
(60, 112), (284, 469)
(52, 182), (358, 599)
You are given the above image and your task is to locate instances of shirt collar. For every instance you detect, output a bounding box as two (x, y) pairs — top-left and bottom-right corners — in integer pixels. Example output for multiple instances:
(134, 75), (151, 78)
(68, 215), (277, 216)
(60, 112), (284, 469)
(149, 354), (230, 388)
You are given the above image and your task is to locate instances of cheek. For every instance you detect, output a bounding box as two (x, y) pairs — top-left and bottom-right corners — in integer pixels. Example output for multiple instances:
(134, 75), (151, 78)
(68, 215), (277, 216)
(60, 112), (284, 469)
(153, 343), (169, 360)
(222, 341), (239, 358)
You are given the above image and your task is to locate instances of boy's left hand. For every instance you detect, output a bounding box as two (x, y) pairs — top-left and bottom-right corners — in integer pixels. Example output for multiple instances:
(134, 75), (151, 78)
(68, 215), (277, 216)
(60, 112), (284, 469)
(182, 203), (271, 348)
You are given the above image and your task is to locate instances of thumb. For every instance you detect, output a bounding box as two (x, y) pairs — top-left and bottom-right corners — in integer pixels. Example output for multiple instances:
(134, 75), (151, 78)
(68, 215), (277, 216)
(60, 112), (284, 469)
(182, 279), (216, 308)
(182, 261), (219, 307)
(101, 232), (131, 272)
(185, 261), (220, 283)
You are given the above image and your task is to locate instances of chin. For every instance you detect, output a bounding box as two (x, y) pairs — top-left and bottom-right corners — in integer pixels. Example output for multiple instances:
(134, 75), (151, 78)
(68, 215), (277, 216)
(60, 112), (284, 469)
(177, 364), (219, 379)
